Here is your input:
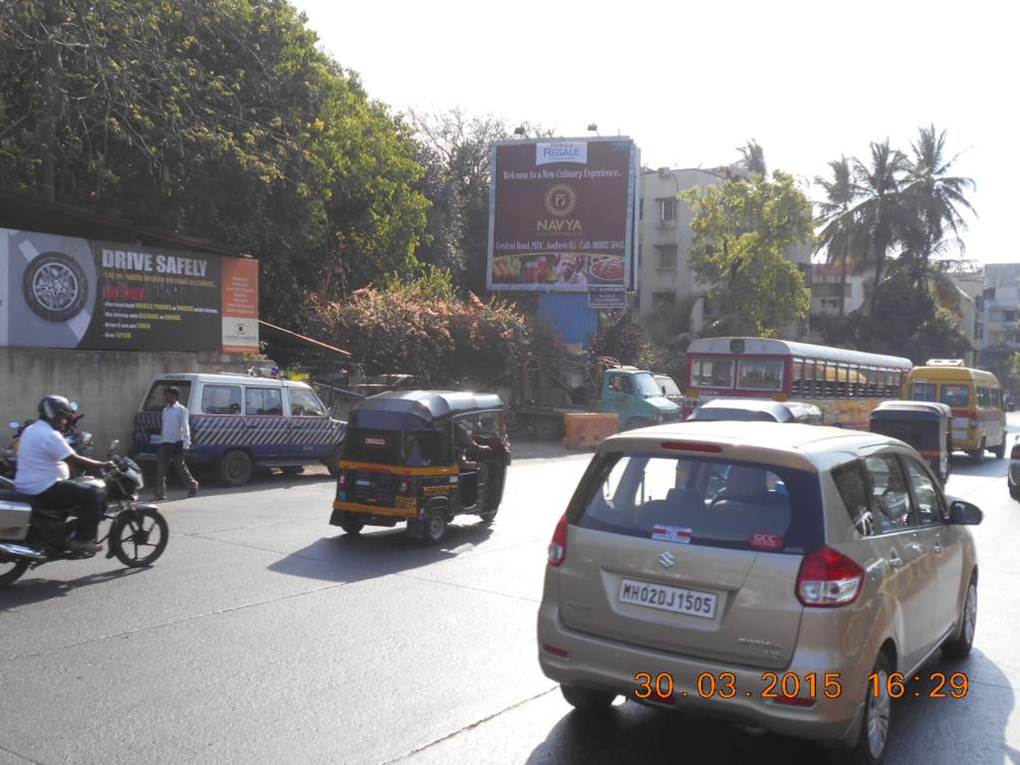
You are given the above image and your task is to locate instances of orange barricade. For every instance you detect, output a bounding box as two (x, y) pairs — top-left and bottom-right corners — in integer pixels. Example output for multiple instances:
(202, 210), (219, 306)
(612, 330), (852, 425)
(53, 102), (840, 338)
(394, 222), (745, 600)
(563, 413), (620, 449)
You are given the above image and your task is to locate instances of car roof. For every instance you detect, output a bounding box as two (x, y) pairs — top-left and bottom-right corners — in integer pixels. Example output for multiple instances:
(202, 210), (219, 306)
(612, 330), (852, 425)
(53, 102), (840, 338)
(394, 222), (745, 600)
(152, 373), (310, 388)
(599, 421), (905, 473)
(907, 366), (1001, 384)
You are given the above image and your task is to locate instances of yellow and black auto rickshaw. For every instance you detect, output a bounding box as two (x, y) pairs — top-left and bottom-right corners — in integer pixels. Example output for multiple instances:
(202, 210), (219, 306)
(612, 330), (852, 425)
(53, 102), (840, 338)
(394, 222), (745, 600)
(330, 391), (510, 544)
(869, 400), (953, 484)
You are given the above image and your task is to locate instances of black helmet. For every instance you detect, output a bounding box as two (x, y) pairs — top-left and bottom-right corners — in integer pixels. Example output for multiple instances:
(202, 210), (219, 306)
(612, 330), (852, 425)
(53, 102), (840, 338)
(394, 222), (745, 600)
(38, 395), (75, 423)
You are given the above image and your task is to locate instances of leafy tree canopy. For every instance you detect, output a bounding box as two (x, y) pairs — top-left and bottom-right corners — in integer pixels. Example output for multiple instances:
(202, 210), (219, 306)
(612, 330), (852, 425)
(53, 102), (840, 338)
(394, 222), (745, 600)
(681, 171), (813, 337)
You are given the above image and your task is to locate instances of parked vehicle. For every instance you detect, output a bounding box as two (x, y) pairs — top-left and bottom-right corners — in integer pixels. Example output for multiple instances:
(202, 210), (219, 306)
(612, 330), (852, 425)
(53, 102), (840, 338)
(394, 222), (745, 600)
(687, 398), (822, 424)
(654, 374), (683, 405)
(684, 337), (912, 428)
(870, 401), (953, 484)
(538, 421), (981, 764)
(906, 359), (1007, 462)
(132, 373), (346, 486)
(331, 391), (510, 544)
(0, 441), (168, 586)
(504, 355), (681, 439)
(1008, 438), (1020, 501)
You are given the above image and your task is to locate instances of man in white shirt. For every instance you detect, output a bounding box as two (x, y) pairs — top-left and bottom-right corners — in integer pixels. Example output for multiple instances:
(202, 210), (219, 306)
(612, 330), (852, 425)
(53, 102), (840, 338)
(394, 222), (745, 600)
(15, 396), (115, 553)
(155, 386), (198, 500)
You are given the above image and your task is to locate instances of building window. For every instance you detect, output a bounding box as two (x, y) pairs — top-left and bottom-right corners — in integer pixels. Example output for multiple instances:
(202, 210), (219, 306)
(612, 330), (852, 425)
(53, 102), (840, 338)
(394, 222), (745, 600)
(655, 244), (678, 270)
(812, 283), (852, 298)
(657, 197), (676, 223)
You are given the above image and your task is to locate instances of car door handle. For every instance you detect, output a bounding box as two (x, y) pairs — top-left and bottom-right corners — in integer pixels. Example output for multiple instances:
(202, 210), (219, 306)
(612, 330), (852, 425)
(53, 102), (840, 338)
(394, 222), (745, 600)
(888, 552), (903, 569)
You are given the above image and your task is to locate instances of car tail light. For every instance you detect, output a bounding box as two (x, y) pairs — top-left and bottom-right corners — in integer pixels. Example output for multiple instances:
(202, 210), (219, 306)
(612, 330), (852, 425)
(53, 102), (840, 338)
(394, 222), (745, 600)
(541, 643), (569, 657)
(548, 513), (568, 567)
(337, 471), (348, 490)
(796, 546), (865, 607)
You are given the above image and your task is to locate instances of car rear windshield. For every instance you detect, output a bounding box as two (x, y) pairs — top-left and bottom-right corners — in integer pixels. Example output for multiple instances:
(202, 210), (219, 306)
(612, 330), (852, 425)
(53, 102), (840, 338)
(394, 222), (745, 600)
(142, 381), (192, 412)
(569, 452), (823, 554)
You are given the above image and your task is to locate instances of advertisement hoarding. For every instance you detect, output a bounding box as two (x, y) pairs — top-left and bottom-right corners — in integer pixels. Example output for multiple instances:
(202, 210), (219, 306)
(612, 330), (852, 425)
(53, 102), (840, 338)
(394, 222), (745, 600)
(487, 137), (638, 292)
(0, 227), (258, 352)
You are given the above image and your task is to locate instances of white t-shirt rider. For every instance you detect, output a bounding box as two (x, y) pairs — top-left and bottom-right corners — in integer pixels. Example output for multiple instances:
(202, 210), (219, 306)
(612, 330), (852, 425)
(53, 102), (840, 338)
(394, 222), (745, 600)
(15, 420), (73, 495)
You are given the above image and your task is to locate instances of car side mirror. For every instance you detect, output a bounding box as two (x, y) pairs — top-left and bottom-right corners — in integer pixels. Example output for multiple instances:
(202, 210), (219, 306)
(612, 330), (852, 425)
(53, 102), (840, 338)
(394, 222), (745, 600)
(949, 500), (983, 525)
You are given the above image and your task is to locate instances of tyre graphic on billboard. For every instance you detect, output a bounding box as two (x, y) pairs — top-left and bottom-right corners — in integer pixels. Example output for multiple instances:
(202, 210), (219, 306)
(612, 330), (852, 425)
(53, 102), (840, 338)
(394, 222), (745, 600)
(23, 251), (90, 322)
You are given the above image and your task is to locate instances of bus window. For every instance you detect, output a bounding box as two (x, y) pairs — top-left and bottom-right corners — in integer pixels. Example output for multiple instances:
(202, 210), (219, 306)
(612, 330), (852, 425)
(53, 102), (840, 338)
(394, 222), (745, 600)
(792, 359), (804, 397)
(910, 381), (937, 402)
(803, 360), (816, 397)
(736, 359), (785, 391)
(837, 364), (849, 398)
(693, 359), (735, 389)
(940, 384), (971, 407)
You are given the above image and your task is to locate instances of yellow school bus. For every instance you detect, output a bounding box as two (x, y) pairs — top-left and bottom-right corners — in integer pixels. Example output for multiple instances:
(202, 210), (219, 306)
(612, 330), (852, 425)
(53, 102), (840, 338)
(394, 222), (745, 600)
(905, 360), (1007, 461)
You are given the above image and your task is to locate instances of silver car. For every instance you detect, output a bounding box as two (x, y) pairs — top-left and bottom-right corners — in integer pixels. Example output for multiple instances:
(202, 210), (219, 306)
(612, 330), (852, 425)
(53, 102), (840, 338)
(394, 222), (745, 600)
(538, 421), (981, 765)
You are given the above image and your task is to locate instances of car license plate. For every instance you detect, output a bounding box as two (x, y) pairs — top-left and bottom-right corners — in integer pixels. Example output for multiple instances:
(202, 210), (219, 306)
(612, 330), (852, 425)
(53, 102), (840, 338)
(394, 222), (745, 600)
(618, 578), (717, 619)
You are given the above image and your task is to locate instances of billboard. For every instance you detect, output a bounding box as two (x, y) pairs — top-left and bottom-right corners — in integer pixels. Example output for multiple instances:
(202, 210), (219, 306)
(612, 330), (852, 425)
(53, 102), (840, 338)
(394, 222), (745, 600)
(487, 137), (638, 292)
(0, 227), (258, 353)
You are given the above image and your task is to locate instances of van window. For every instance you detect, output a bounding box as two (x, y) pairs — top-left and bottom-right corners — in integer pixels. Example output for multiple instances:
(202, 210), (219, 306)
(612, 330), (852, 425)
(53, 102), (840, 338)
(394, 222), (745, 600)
(245, 387), (283, 416)
(976, 387), (989, 408)
(202, 385), (242, 415)
(290, 388), (326, 417)
(940, 384), (970, 407)
(571, 453), (823, 554)
(910, 381), (937, 402)
(142, 381), (193, 412)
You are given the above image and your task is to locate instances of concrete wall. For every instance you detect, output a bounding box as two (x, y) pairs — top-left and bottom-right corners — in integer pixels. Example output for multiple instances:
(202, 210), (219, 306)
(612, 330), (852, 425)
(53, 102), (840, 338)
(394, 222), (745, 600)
(0, 348), (254, 458)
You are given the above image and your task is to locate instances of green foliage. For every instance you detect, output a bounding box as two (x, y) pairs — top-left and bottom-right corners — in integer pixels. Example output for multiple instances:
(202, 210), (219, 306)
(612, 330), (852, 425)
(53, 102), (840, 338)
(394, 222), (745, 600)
(681, 171), (813, 337)
(0, 0), (430, 321)
(816, 267), (970, 364)
(306, 283), (530, 387)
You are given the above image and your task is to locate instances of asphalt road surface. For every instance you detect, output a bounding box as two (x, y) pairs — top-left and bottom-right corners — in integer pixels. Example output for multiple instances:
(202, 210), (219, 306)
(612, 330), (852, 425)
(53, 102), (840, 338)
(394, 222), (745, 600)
(2, 426), (1019, 765)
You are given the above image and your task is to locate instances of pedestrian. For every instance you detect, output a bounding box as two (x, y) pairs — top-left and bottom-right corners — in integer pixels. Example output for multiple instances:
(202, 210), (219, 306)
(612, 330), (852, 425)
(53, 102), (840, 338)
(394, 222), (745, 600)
(155, 386), (199, 501)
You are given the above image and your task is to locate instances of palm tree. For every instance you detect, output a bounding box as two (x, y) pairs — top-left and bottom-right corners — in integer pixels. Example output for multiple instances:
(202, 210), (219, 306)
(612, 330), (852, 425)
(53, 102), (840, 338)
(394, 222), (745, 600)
(901, 125), (976, 288)
(815, 156), (861, 316)
(737, 140), (767, 176)
(851, 140), (910, 316)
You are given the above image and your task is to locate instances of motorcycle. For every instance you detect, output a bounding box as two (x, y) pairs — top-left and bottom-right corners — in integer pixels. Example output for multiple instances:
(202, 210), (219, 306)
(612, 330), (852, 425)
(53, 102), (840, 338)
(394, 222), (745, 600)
(0, 404), (94, 479)
(0, 440), (169, 586)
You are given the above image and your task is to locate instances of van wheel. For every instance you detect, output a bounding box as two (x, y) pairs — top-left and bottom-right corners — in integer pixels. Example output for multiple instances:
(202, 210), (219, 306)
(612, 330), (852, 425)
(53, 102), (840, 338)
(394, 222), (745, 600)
(218, 450), (253, 486)
(837, 653), (893, 765)
(969, 439), (986, 464)
(943, 576), (977, 658)
(560, 685), (615, 713)
(992, 435), (1006, 460)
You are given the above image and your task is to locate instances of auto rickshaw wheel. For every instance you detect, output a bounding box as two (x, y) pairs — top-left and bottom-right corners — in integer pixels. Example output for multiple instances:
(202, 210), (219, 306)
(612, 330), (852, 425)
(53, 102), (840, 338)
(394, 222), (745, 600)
(411, 507), (447, 545)
(339, 516), (364, 535)
(479, 508), (498, 524)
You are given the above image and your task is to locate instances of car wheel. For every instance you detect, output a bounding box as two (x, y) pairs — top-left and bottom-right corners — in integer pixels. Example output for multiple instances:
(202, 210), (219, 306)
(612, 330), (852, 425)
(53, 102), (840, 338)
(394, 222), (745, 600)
(838, 653), (893, 765)
(218, 449), (253, 486)
(943, 576), (977, 659)
(560, 684), (615, 713)
(1010, 485), (1020, 502)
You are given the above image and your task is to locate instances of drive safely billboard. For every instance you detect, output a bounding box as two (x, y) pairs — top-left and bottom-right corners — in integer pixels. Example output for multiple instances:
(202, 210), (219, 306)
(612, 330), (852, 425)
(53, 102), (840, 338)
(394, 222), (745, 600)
(487, 137), (638, 292)
(0, 227), (259, 353)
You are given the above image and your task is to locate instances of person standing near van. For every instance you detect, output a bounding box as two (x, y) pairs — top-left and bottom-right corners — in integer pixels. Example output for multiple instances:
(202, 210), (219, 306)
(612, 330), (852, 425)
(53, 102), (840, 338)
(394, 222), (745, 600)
(155, 387), (199, 500)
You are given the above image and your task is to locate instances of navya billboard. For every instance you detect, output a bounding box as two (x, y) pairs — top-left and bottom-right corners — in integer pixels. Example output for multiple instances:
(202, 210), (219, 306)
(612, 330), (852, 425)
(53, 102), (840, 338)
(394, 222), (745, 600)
(486, 137), (639, 292)
(0, 227), (259, 353)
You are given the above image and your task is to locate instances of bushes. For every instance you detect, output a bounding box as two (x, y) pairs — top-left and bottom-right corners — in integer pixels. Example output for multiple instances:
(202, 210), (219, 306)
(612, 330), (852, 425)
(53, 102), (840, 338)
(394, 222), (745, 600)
(307, 269), (529, 387)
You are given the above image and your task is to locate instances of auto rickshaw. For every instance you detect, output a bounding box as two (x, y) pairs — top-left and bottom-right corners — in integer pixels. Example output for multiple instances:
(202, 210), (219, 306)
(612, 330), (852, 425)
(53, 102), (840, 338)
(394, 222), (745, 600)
(869, 400), (953, 483)
(330, 391), (510, 544)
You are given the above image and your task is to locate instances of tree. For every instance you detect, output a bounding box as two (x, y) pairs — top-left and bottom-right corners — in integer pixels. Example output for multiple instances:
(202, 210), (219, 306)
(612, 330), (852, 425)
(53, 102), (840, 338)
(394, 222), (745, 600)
(0, 0), (430, 322)
(681, 171), (813, 337)
(901, 124), (976, 287)
(815, 156), (864, 316)
(737, 139), (767, 176)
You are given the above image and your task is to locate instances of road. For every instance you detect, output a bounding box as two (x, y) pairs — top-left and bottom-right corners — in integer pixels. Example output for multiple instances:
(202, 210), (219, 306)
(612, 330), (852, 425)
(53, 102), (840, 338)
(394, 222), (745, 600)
(1, 428), (1019, 765)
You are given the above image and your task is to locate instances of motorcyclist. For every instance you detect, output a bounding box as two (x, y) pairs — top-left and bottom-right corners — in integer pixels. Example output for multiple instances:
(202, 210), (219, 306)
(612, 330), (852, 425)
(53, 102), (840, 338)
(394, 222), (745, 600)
(14, 396), (114, 554)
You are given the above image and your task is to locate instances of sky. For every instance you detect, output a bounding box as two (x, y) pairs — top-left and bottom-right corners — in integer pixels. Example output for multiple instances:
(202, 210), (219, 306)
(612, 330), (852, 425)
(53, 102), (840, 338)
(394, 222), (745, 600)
(292, 0), (1018, 264)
